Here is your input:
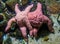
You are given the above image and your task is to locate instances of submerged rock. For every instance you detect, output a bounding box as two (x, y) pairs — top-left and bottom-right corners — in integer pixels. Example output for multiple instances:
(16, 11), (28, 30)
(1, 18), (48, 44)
(3, 34), (27, 44)
(19, 0), (28, 5)
(0, 1), (5, 12)
(43, 36), (49, 41)
(6, 0), (18, 11)
(0, 13), (7, 27)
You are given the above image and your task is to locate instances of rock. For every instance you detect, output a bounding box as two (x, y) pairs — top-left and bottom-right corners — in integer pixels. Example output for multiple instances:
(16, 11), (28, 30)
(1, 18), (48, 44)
(0, 13), (7, 27)
(6, 0), (18, 11)
(0, 1), (5, 12)
(43, 36), (49, 41)
(46, 0), (60, 14)
(19, 0), (28, 5)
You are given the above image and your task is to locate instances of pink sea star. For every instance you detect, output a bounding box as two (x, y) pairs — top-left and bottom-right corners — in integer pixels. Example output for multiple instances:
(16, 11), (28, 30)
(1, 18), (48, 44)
(28, 2), (54, 37)
(5, 4), (33, 41)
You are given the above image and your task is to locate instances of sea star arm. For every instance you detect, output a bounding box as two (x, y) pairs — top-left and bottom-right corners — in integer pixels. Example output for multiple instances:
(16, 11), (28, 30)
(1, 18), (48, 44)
(47, 20), (54, 32)
(23, 17), (33, 30)
(22, 4), (33, 30)
(15, 4), (21, 14)
(5, 17), (16, 32)
(24, 4), (33, 13)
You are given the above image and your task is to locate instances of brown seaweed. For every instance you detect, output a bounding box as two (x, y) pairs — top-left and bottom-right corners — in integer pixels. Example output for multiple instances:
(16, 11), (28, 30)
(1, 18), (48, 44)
(46, 0), (60, 14)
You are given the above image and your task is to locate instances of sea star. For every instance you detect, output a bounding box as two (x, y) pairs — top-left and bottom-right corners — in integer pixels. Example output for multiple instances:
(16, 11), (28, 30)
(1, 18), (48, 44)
(5, 4), (33, 41)
(28, 3), (54, 37)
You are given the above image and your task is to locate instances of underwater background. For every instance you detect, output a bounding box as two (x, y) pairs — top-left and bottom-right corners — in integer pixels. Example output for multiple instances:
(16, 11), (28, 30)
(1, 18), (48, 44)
(0, 0), (60, 44)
